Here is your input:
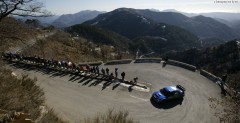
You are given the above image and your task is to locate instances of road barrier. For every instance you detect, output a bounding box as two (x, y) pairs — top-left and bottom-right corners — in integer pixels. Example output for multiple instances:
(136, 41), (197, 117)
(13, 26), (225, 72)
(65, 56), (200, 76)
(200, 69), (219, 82)
(134, 58), (162, 63)
(78, 61), (103, 66)
(200, 70), (240, 97)
(105, 59), (133, 65)
(167, 60), (196, 71)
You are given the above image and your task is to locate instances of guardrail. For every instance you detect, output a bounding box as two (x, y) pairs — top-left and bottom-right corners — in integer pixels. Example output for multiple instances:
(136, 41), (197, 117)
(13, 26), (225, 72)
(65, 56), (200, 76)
(167, 60), (196, 72)
(105, 59), (133, 65)
(200, 70), (240, 96)
(134, 58), (162, 63)
(78, 61), (103, 66)
(200, 69), (219, 82)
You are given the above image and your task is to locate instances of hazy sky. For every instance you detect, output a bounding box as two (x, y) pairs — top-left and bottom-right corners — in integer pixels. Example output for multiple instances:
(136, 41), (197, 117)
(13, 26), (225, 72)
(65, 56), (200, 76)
(39, 0), (240, 15)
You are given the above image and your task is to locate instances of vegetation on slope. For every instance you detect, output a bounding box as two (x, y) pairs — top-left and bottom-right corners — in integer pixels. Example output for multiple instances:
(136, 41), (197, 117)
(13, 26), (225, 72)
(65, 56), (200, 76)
(165, 40), (240, 74)
(132, 24), (200, 53)
(0, 60), (67, 122)
(0, 17), (39, 51)
(84, 109), (139, 123)
(22, 30), (101, 62)
(21, 30), (132, 62)
(65, 24), (133, 51)
(82, 9), (201, 54)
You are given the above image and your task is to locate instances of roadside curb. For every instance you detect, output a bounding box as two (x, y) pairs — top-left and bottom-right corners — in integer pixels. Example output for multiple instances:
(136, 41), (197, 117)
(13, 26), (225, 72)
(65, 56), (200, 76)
(120, 82), (150, 92)
(105, 59), (133, 65)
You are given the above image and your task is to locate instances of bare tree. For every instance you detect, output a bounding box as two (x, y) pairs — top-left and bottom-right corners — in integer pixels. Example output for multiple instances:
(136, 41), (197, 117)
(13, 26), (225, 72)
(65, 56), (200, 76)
(100, 45), (111, 61)
(0, 0), (52, 22)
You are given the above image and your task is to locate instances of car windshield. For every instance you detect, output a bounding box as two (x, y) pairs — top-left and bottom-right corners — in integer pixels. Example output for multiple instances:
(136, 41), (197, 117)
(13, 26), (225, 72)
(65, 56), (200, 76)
(160, 88), (171, 96)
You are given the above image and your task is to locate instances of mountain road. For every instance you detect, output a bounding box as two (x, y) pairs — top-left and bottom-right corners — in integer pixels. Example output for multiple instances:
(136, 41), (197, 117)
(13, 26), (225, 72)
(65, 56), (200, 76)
(9, 62), (222, 123)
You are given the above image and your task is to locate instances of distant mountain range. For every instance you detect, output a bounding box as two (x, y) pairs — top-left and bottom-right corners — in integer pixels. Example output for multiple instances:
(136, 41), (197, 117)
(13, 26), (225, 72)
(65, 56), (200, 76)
(131, 8), (239, 40)
(17, 8), (240, 47)
(70, 8), (200, 53)
(160, 9), (240, 32)
(17, 9), (240, 32)
(52, 10), (104, 28)
(82, 8), (239, 42)
(162, 9), (240, 20)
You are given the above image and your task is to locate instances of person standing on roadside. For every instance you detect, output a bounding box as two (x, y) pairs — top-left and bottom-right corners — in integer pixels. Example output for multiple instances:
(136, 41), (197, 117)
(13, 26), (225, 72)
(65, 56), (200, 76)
(221, 74), (228, 94)
(86, 65), (90, 73)
(92, 66), (96, 73)
(106, 68), (109, 76)
(165, 56), (169, 62)
(115, 68), (118, 78)
(109, 73), (114, 82)
(96, 66), (100, 76)
(121, 72), (125, 82)
(133, 77), (138, 84)
(101, 68), (105, 76)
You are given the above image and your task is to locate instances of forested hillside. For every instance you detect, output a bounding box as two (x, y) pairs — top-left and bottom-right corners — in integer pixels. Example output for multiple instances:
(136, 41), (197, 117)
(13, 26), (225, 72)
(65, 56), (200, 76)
(165, 40), (240, 91)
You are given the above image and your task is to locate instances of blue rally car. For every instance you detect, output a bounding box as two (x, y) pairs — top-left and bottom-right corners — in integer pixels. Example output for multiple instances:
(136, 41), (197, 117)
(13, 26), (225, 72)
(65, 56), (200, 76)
(151, 85), (185, 103)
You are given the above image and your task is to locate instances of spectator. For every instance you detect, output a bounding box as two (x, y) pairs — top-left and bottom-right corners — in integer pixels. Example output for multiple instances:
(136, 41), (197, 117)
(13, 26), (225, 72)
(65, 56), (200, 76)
(80, 66), (84, 72)
(165, 56), (169, 62)
(101, 68), (105, 76)
(109, 73), (114, 81)
(133, 77), (138, 84)
(115, 68), (118, 78)
(121, 72), (125, 82)
(86, 65), (90, 72)
(89, 67), (93, 73)
(106, 68), (109, 76)
(221, 74), (228, 94)
(92, 66), (96, 73)
(96, 66), (100, 75)
(222, 74), (227, 82)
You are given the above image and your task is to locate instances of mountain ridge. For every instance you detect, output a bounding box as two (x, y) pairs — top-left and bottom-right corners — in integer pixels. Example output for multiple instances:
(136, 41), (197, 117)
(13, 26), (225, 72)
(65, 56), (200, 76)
(81, 8), (200, 53)
(52, 10), (104, 28)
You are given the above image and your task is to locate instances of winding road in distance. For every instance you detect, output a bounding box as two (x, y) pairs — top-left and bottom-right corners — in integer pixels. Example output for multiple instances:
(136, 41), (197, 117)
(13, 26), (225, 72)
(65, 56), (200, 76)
(9, 62), (222, 123)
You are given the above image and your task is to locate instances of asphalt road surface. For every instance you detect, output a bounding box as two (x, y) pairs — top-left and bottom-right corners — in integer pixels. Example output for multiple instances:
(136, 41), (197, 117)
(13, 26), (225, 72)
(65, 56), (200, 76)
(9, 62), (222, 123)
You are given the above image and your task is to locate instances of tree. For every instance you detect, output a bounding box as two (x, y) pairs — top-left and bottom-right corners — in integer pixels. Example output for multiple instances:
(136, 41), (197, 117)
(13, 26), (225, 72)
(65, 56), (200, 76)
(100, 45), (111, 61)
(0, 0), (52, 22)
(25, 18), (41, 28)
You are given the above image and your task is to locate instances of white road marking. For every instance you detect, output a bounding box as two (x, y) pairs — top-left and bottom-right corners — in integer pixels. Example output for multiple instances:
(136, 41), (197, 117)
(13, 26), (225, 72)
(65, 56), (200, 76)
(130, 95), (148, 101)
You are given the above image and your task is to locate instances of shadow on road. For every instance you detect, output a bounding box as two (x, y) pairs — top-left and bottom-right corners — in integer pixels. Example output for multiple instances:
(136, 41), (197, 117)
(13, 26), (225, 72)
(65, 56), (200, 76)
(102, 81), (112, 91)
(89, 79), (102, 87)
(78, 76), (89, 83)
(128, 85), (134, 92)
(150, 97), (183, 109)
(162, 62), (167, 68)
(82, 78), (93, 86)
(6, 61), (125, 91)
(112, 82), (121, 90)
